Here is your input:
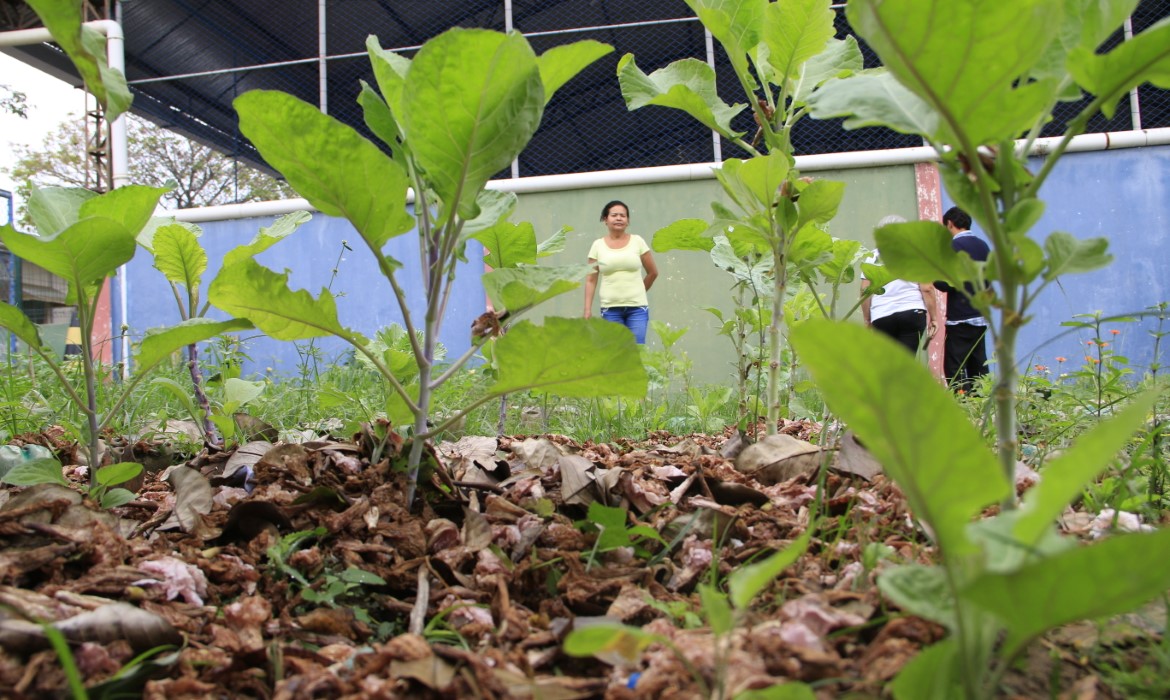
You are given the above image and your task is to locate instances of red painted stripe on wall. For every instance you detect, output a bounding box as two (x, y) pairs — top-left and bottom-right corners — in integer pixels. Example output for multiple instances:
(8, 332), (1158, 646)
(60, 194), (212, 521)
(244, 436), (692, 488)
(915, 162), (945, 380)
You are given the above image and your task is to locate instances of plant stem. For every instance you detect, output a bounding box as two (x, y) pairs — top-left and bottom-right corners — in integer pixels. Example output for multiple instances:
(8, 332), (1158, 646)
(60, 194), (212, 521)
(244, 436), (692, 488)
(80, 304), (102, 486)
(765, 245), (788, 434)
(187, 342), (217, 444)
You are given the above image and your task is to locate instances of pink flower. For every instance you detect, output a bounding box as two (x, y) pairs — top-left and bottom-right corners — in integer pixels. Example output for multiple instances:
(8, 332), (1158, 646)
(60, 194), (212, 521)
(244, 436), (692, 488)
(1056, 356), (1067, 363)
(1110, 329), (1121, 335)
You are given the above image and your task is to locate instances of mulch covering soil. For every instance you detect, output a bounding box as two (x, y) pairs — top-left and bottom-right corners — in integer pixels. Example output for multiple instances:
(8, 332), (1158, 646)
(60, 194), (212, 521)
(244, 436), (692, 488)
(0, 421), (1146, 699)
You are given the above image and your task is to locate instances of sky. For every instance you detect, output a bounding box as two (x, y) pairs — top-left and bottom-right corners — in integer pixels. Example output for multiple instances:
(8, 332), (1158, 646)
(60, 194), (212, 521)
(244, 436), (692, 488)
(0, 51), (83, 225)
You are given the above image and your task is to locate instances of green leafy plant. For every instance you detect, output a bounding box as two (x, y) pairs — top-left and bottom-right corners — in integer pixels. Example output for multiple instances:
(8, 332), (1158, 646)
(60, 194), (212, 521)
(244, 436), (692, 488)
(621, 0), (862, 432)
(806, 0), (1170, 499)
(788, 2), (1170, 695)
(1060, 312), (1136, 420)
(642, 320), (692, 399)
(793, 321), (1170, 700)
(564, 530), (812, 699)
(208, 28), (648, 505)
(578, 502), (666, 570)
(0, 187), (252, 482)
(142, 211), (312, 446)
(0, 1), (254, 480)
(1, 456), (142, 509)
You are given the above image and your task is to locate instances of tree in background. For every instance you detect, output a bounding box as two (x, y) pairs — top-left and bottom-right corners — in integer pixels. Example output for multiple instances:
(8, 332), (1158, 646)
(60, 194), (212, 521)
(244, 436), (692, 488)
(4, 113), (293, 227)
(0, 84), (28, 118)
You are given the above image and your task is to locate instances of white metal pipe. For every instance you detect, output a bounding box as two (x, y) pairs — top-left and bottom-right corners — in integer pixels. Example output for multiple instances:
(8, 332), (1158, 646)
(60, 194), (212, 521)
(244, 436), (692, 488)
(170, 127), (1170, 222)
(0, 22), (128, 188)
(1, 20), (130, 370)
(318, 0), (328, 113)
(704, 28), (721, 162)
(506, 0), (519, 179)
(1123, 18), (1142, 130)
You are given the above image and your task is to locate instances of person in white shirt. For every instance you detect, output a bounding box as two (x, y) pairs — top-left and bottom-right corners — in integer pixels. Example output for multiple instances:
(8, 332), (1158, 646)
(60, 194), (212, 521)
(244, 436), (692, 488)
(861, 214), (940, 354)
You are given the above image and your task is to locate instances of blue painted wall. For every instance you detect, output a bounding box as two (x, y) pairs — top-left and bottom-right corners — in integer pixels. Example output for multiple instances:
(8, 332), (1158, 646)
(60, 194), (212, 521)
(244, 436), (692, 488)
(123, 212), (487, 378)
(120, 144), (1169, 385)
(947, 145), (1170, 377)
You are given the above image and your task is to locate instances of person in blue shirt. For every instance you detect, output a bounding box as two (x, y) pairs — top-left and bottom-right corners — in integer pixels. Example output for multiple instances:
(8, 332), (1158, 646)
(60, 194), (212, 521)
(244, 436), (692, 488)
(935, 207), (990, 392)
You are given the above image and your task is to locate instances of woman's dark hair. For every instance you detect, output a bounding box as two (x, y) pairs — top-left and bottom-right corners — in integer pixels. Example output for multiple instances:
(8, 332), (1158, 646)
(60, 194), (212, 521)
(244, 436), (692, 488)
(600, 200), (630, 221)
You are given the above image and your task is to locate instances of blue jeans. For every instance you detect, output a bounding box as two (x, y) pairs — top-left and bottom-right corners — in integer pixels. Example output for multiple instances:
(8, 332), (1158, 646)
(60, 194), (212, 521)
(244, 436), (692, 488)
(601, 306), (649, 344)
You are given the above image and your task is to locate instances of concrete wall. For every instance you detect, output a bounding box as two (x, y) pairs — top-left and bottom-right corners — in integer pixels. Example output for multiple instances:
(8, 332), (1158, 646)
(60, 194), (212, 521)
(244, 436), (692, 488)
(517, 164), (920, 385)
(121, 144), (1170, 385)
(123, 212), (487, 377)
(1009, 145), (1170, 375)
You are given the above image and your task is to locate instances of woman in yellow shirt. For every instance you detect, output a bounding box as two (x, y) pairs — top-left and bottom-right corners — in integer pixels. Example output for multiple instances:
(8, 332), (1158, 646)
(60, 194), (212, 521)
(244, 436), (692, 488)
(583, 200), (658, 344)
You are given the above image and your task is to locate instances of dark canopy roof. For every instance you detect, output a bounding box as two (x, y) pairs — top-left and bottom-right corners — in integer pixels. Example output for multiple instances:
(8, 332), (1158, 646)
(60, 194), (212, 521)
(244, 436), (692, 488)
(4, 0), (1167, 180)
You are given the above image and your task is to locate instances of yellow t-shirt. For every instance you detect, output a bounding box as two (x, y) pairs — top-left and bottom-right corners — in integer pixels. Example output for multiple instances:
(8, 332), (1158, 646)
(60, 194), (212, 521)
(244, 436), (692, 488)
(588, 234), (650, 307)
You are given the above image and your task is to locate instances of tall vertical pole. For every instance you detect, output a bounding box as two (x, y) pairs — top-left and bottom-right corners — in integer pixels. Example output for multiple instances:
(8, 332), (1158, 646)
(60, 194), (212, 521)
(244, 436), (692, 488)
(704, 28), (721, 162)
(319, 0), (328, 114)
(506, 0), (520, 179)
(1123, 17), (1142, 131)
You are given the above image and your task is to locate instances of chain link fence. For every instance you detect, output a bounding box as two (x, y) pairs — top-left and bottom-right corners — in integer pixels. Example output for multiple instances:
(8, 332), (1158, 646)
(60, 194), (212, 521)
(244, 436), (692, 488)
(115, 0), (1170, 182)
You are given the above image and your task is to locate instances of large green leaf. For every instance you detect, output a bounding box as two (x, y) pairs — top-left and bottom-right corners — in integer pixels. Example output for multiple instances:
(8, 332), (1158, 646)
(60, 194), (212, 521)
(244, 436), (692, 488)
(537, 41), (614, 104)
(716, 153), (791, 215)
(1, 218), (136, 288)
(1, 458), (67, 487)
(537, 226), (569, 258)
(860, 262), (897, 292)
(403, 28), (544, 221)
(617, 55), (746, 138)
(137, 217), (199, 252)
(135, 318), (254, 372)
(845, 0), (1064, 145)
(710, 235), (773, 287)
(818, 238), (861, 283)
(889, 638), (963, 700)
(152, 224), (207, 292)
(358, 82), (403, 156)
(81, 186), (168, 238)
(808, 70), (939, 138)
(482, 265), (592, 313)
(208, 259), (355, 342)
(235, 91), (413, 251)
(879, 564), (957, 629)
(789, 37), (863, 106)
(491, 318), (648, 398)
(1030, 0), (1138, 92)
(1069, 18), (1170, 119)
(366, 35), (412, 120)
(788, 225), (833, 269)
(686, 0), (765, 85)
(1042, 231), (1112, 282)
(795, 180), (845, 229)
(0, 303), (45, 350)
(471, 221), (537, 269)
(461, 190), (517, 237)
(223, 211), (313, 268)
(790, 320), (1008, 556)
(27, 187), (95, 236)
(964, 527), (1170, 657)
(763, 0), (835, 88)
(1012, 389), (1159, 547)
(652, 219), (714, 253)
(874, 221), (966, 287)
(25, 0), (132, 121)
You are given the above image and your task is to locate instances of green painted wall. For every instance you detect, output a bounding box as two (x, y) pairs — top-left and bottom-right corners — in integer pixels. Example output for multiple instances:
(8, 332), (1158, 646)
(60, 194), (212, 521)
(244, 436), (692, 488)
(511, 163), (920, 385)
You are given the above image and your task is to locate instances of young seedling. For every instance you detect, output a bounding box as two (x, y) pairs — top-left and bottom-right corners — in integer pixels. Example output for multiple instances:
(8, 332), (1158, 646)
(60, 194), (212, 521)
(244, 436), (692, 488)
(618, 0), (862, 432)
(209, 29), (649, 505)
